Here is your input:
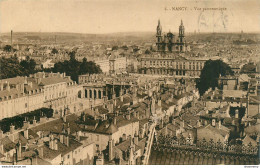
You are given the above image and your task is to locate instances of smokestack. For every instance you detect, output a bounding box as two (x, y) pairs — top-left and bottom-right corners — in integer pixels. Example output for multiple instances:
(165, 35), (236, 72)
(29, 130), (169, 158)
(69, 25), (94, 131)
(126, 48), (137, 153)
(11, 30), (13, 52)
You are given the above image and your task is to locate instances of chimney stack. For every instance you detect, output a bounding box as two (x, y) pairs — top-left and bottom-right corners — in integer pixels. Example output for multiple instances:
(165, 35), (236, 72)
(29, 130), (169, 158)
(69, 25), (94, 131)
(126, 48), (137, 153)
(235, 109), (239, 119)
(54, 139), (58, 150)
(0, 129), (3, 139)
(218, 120), (222, 128)
(67, 123), (70, 135)
(126, 113), (131, 120)
(212, 119), (216, 127)
(17, 141), (22, 159)
(10, 124), (15, 134)
(65, 135), (69, 147)
(113, 117), (117, 125)
(134, 134), (138, 145)
(197, 120), (201, 127)
(108, 139), (114, 161)
(24, 128), (29, 139)
(33, 116), (37, 126)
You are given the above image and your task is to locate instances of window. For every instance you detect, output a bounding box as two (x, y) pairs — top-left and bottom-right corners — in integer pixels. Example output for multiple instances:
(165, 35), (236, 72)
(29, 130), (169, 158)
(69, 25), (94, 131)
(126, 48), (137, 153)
(67, 154), (70, 159)
(96, 135), (99, 141)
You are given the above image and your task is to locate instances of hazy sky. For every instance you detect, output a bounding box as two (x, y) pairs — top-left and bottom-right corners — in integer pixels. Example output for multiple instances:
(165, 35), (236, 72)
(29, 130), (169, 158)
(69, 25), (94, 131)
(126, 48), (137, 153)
(0, 0), (259, 33)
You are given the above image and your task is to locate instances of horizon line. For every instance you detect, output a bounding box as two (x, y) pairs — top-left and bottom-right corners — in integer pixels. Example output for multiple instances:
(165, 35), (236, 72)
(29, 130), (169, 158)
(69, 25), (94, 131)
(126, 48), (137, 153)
(1, 30), (260, 35)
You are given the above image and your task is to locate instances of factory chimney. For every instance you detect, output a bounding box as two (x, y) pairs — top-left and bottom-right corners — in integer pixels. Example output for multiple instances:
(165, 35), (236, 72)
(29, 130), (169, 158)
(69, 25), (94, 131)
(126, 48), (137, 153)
(11, 30), (13, 52)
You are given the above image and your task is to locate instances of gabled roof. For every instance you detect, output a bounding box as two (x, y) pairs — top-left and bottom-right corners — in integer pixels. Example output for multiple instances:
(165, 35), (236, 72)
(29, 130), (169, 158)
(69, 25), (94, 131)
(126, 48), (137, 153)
(242, 135), (257, 146)
(0, 137), (16, 152)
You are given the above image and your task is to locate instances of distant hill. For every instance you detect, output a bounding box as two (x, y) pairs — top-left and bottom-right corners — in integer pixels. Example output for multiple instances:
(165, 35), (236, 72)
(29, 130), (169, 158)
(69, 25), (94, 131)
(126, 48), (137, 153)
(1, 32), (260, 44)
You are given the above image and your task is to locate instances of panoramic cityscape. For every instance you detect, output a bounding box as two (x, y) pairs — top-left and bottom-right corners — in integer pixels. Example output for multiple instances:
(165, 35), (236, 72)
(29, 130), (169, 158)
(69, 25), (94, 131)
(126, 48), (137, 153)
(0, 0), (259, 166)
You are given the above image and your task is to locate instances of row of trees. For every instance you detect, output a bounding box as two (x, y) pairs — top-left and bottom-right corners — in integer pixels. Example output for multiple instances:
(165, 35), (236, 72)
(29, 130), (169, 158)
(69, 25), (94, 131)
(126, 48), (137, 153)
(0, 108), (53, 133)
(0, 51), (102, 82)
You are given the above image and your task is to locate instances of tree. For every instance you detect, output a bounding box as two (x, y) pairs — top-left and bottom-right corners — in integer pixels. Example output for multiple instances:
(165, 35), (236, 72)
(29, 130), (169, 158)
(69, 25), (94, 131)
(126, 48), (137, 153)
(3, 45), (12, 52)
(20, 56), (37, 75)
(145, 49), (151, 54)
(196, 59), (233, 95)
(51, 48), (58, 54)
(52, 52), (102, 83)
(112, 46), (118, 51)
(0, 56), (25, 79)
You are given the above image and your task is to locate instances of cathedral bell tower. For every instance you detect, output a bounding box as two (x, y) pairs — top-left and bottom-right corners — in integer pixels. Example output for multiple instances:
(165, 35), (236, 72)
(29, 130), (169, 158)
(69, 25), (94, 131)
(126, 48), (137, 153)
(156, 20), (163, 52)
(178, 20), (186, 52)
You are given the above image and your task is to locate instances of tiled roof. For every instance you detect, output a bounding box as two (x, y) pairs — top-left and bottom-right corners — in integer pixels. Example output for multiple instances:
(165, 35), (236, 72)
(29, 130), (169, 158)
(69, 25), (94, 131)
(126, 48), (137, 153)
(32, 114), (80, 134)
(0, 76), (25, 85)
(39, 77), (72, 86)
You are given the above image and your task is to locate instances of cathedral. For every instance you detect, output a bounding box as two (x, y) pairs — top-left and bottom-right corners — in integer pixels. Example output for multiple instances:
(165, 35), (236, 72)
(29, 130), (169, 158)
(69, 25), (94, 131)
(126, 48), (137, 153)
(156, 20), (187, 53)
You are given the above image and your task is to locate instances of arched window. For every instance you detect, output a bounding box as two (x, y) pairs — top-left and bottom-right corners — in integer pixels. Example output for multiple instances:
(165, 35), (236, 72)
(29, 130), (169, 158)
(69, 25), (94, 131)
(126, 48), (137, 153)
(78, 90), (82, 98)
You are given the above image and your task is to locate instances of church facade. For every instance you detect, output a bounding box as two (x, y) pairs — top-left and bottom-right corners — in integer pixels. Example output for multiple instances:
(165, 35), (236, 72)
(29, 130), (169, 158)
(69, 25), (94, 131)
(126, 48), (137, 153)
(156, 20), (187, 53)
(138, 20), (206, 78)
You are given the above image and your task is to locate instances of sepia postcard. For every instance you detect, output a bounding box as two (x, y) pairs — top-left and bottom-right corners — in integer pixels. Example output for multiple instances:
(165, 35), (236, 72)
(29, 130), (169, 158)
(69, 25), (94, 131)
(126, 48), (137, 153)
(0, 0), (259, 167)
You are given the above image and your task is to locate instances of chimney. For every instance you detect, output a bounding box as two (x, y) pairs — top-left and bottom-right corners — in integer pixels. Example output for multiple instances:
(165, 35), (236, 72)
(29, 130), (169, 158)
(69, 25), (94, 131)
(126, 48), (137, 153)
(23, 118), (29, 129)
(49, 134), (54, 150)
(126, 113), (131, 120)
(60, 134), (64, 144)
(54, 139), (58, 150)
(113, 98), (117, 107)
(122, 134), (127, 141)
(6, 82), (10, 91)
(235, 109), (239, 119)
(197, 120), (201, 127)
(17, 141), (22, 159)
(134, 134), (138, 145)
(212, 119), (216, 127)
(172, 119), (176, 125)
(218, 120), (222, 128)
(136, 111), (139, 119)
(67, 123), (70, 135)
(0, 143), (3, 154)
(133, 111), (137, 118)
(0, 129), (3, 139)
(158, 98), (162, 107)
(94, 115), (98, 120)
(65, 135), (69, 147)
(108, 139), (114, 161)
(0, 83), (3, 91)
(24, 128), (29, 139)
(33, 117), (37, 126)
(10, 124), (15, 134)
(113, 117), (117, 125)
(63, 115), (67, 123)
